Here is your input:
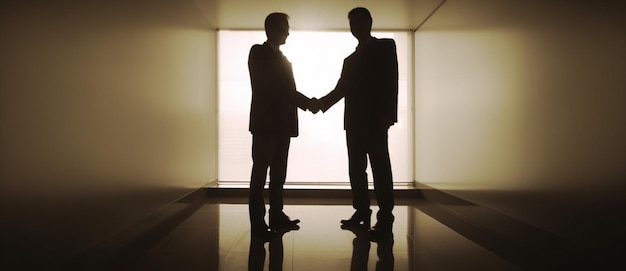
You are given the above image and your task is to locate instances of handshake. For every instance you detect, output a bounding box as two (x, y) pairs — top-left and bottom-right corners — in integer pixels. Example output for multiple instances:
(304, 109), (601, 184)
(307, 98), (324, 114)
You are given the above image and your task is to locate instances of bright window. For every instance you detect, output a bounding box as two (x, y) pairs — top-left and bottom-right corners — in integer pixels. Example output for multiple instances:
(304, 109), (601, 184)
(218, 30), (412, 185)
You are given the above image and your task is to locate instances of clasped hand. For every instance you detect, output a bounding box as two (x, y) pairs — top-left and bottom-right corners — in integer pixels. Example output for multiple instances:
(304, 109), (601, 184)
(307, 98), (322, 114)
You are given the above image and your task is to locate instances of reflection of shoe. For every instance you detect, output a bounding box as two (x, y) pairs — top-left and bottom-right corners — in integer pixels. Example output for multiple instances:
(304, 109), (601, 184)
(340, 223), (369, 232)
(368, 226), (393, 241)
(251, 226), (276, 241)
(341, 209), (372, 227)
(269, 212), (300, 231)
(341, 223), (370, 239)
(275, 223), (300, 234)
(369, 214), (394, 241)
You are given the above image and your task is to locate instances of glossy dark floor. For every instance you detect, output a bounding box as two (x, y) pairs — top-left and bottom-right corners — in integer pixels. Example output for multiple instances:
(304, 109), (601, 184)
(61, 189), (598, 271)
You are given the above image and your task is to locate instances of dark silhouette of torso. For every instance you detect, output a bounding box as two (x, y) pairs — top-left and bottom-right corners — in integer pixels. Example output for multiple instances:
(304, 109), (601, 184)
(248, 42), (309, 136)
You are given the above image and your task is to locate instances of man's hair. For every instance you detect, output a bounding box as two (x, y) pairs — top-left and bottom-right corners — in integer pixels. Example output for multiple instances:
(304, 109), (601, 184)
(265, 12), (289, 34)
(348, 7), (372, 27)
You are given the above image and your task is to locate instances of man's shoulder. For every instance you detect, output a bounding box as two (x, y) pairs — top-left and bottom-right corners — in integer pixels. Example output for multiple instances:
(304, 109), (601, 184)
(250, 44), (277, 65)
(345, 51), (357, 61)
(373, 38), (396, 48)
(250, 43), (269, 52)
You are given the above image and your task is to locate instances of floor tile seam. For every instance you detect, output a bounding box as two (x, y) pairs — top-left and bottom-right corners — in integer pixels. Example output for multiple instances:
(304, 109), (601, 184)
(415, 202), (540, 269)
(53, 202), (206, 271)
(220, 226), (250, 263)
(418, 185), (582, 255)
(430, 199), (588, 263)
(288, 232), (296, 271)
(440, 203), (565, 243)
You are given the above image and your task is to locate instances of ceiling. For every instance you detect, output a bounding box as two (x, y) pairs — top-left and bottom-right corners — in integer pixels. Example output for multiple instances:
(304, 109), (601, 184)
(192, 0), (445, 31)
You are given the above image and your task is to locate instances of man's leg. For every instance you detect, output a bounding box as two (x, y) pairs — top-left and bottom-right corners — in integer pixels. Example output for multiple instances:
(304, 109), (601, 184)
(342, 130), (371, 226)
(249, 134), (274, 232)
(268, 135), (299, 229)
(368, 128), (395, 233)
(268, 136), (290, 216)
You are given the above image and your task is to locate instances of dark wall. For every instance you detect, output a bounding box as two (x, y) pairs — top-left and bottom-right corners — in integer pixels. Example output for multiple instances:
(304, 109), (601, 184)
(0, 1), (217, 269)
(414, 0), (626, 251)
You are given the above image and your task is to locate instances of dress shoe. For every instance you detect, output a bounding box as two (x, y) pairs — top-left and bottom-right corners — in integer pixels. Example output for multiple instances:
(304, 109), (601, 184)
(340, 209), (372, 227)
(269, 212), (300, 231)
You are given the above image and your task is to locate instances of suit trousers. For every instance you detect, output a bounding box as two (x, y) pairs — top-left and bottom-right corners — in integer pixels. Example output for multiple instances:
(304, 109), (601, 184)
(249, 133), (291, 229)
(346, 128), (394, 216)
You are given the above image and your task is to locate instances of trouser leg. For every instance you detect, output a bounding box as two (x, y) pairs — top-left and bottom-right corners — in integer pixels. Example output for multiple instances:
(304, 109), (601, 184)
(346, 130), (370, 211)
(268, 136), (290, 215)
(368, 128), (394, 217)
(249, 134), (274, 230)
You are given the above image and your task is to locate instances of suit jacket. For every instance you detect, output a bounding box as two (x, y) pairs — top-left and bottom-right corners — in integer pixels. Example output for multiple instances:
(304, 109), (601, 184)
(248, 42), (310, 137)
(320, 38), (399, 131)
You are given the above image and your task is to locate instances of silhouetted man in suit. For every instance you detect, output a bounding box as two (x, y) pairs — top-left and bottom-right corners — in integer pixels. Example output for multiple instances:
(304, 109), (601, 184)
(248, 12), (317, 238)
(319, 7), (398, 237)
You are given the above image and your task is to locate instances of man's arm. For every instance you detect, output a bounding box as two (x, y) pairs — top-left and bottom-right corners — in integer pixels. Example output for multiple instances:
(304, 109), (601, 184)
(319, 88), (345, 113)
(285, 60), (314, 112)
(248, 45), (275, 95)
(380, 39), (399, 126)
(292, 90), (312, 110)
(250, 45), (315, 112)
(319, 59), (350, 112)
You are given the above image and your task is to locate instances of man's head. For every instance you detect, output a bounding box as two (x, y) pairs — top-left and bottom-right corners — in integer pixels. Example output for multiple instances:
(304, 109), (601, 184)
(265, 12), (290, 46)
(348, 7), (372, 42)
